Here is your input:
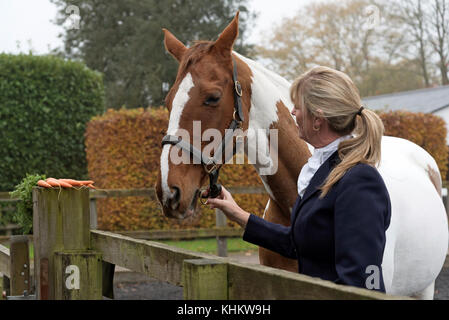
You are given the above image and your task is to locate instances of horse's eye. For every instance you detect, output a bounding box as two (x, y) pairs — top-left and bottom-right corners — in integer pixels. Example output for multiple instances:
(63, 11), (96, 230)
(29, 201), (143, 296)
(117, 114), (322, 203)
(204, 94), (221, 106)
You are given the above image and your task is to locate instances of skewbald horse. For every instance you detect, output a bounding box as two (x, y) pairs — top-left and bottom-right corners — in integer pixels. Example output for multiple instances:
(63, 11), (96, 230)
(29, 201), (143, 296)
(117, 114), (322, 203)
(155, 13), (448, 299)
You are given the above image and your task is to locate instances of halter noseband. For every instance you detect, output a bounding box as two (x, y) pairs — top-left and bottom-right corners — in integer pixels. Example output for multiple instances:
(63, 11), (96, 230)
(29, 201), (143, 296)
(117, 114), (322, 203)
(161, 57), (244, 200)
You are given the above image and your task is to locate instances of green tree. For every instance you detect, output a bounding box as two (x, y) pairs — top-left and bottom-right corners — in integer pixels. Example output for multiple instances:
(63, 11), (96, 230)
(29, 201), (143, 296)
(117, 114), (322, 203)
(51, 0), (255, 109)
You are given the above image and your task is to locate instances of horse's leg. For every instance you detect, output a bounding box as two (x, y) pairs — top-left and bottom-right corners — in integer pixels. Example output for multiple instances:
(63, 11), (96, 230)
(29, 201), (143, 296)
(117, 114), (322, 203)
(411, 281), (435, 300)
(258, 199), (298, 273)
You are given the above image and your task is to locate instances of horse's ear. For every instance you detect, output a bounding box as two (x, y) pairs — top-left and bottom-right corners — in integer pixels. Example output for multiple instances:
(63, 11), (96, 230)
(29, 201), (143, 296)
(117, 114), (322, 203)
(214, 12), (239, 57)
(163, 28), (187, 62)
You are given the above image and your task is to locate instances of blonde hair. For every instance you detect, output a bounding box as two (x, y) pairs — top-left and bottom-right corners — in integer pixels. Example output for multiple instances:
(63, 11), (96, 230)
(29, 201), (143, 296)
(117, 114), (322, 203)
(290, 66), (384, 198)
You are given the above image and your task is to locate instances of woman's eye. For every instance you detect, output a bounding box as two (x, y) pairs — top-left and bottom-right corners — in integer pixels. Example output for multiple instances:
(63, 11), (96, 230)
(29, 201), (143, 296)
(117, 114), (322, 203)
(204, 95), (221, 106)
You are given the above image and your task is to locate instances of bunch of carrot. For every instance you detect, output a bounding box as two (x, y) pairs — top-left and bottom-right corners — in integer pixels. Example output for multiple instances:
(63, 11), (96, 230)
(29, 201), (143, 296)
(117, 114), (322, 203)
(37, 178), (96, 189)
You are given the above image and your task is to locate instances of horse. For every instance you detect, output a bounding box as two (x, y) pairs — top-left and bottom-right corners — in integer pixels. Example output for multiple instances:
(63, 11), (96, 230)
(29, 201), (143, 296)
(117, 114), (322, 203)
(155, 13), (449, 299)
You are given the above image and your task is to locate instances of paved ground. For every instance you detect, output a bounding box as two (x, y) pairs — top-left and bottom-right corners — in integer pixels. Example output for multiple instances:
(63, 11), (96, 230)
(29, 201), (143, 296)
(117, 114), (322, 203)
(112, 251), (258, 300)
(434, 257), (449, 300)
(112, 251), (449, 300)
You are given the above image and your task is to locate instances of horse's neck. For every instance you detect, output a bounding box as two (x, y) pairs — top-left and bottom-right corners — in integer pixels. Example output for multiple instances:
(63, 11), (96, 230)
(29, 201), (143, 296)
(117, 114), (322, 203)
(235, 53), (312, 215)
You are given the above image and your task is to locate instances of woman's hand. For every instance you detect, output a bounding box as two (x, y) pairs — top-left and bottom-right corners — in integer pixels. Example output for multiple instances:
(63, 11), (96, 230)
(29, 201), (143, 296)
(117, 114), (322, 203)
(205, 186), (251, 228)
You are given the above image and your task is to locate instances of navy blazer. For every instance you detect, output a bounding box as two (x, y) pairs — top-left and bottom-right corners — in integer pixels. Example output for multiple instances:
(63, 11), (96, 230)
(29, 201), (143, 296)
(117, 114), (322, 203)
(243, 151), (391, 292)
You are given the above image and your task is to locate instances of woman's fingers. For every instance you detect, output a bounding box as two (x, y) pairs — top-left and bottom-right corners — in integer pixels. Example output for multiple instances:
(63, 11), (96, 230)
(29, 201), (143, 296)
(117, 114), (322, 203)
(221, 186), (230, 197)
(201, 187), (226, 200)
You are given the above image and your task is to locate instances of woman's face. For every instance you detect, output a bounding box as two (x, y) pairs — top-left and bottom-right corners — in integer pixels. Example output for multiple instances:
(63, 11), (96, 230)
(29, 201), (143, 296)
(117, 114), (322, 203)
(291, 100), (314, 143)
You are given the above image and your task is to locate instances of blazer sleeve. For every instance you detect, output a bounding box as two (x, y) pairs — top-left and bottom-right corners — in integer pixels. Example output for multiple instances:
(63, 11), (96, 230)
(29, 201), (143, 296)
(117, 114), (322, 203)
(333, 164), (391, 292)
(243, 214), (298, 259)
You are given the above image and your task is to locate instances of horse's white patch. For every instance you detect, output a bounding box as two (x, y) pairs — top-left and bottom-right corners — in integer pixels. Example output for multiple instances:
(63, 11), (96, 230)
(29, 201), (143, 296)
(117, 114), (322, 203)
(234, 53), (291, 196)
(234, 52), (293, 111)
(260, 175), (276, 200)
(160, 73), (195, 204)
(263, 199), (270, 219)
(376, 136), (448, 297)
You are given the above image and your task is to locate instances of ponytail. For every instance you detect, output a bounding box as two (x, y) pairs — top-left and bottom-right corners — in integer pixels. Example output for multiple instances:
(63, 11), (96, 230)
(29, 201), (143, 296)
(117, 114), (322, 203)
(290, 66), (384, 198)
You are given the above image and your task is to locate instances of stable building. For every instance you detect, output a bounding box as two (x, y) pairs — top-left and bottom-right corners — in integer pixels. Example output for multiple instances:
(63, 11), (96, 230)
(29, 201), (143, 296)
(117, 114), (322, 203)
(362, 85), (449, 144)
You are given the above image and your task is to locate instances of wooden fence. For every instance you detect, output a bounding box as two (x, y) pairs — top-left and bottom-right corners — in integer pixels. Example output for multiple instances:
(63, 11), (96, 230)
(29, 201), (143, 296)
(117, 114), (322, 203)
(1, 187), (266, 256)
(0, 236), (32, 299)
(0, 187), (413, 300)
(89, 186), (266, 256)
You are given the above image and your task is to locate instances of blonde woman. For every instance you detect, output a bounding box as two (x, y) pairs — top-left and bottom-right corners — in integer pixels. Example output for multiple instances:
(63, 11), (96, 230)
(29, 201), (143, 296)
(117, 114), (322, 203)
(206, 66), (391, 292)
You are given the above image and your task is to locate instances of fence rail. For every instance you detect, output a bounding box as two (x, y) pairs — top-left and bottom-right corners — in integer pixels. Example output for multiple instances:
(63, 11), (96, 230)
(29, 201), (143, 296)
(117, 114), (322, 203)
(87, 187), (267, 256)
(117, 228), (243, 241)
(88, 186), (266, 200)
(91, 229), (409, 300)
(0, 192), (18, 203)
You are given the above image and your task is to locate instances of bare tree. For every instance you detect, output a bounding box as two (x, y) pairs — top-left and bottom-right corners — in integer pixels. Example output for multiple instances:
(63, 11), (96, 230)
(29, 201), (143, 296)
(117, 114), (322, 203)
(255, 0), (429, 96)
(389, 0), (431, 86)
(429, 0), (449, 85)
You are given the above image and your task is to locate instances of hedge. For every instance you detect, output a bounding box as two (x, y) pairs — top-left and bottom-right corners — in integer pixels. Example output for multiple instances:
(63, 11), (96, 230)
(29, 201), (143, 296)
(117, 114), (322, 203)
(85, 108), (267, 231)
(85, 108), (448, 231)
(0, 54), (105, 191)
(379, 110), (448, 178)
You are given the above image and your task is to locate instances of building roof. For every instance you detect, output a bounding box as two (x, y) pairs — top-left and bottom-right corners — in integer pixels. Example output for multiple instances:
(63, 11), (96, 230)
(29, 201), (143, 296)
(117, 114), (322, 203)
(362, 85), (449, 114)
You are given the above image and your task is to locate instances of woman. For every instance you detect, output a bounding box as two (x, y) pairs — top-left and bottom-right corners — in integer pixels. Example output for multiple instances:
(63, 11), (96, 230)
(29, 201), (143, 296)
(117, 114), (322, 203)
(206, 66), (391, 292)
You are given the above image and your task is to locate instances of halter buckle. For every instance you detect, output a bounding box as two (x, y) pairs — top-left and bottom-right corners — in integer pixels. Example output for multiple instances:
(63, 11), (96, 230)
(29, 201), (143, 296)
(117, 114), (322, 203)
(233, 111), (243, 129)
(204, 162), (219, 175)
(235, 81), (243, 97)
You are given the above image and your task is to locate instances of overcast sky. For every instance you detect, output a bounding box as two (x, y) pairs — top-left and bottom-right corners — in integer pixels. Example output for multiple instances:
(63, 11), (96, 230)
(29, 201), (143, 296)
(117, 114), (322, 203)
(0, 0), (315, 55)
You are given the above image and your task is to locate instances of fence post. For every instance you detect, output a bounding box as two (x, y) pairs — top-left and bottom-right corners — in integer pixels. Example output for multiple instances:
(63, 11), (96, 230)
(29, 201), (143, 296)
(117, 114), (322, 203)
(33, 187), (102, 300)
(89, 196), (115, 299)
(90, 198), (98, 230)
(9, 235), (30, 296)
(182, 259), (228, 300)
(215, 209), (228, 257)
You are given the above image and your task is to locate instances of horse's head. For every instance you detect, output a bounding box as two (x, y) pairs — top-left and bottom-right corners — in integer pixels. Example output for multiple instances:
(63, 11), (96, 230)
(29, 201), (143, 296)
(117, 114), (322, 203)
(156, 13), (250, 219)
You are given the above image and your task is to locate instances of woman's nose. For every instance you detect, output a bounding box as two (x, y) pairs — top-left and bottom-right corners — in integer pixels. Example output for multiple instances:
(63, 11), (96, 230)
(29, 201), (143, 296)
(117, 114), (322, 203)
(291, 108), (296, 116)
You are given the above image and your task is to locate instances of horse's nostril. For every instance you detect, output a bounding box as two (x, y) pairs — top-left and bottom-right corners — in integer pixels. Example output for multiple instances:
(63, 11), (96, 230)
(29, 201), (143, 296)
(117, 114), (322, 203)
(169, 186), (181, 210)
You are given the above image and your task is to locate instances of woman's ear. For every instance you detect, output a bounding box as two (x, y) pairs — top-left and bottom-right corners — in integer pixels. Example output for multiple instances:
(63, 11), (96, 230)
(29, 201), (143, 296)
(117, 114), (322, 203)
(313, 117), (322, 131)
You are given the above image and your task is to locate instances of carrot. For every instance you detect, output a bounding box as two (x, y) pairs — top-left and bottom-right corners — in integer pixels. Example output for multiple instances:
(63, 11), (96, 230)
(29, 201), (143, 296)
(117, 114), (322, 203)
(78, 180), (94, 186)
(37, 180), (52, 188)
(57, 180), (73, 188)
(45, 178), (72, 188)
(59, 179), (82, 187)
(46, 178), (61, 187)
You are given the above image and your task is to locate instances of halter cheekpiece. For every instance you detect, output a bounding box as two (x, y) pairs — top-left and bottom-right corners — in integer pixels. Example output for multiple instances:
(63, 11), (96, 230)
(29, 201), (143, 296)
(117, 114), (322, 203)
(161, 57), (244, 200)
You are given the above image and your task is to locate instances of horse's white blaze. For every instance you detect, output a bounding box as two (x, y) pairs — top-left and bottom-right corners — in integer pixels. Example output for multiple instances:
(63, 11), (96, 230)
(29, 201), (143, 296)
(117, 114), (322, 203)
(160, 73), (195, 204)
(167, 73), (195, 135)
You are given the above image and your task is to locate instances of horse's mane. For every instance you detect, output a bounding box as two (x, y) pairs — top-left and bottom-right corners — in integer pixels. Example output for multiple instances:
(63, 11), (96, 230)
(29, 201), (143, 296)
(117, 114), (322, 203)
(178, 41), (214, 76)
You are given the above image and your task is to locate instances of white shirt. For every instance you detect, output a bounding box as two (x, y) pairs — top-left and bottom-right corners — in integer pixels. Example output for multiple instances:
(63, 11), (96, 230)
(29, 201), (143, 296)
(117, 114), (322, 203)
(297, 135), (353, 197)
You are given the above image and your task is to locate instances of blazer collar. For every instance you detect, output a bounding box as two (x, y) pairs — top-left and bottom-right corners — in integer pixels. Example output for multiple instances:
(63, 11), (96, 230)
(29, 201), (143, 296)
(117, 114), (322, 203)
(293, 150), (341, 219)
